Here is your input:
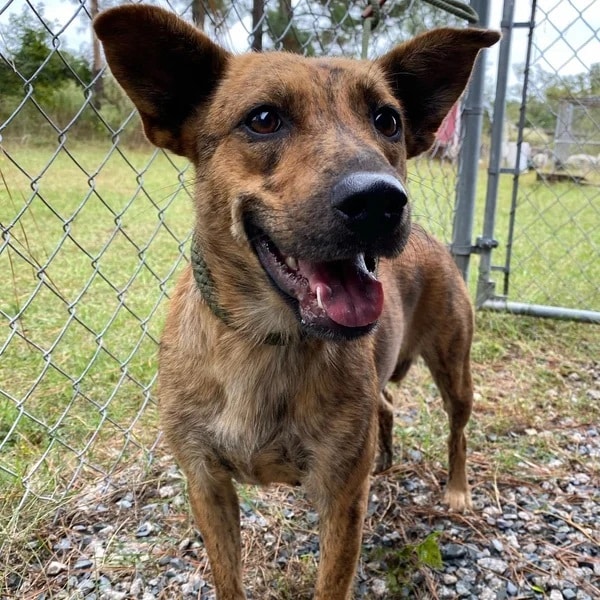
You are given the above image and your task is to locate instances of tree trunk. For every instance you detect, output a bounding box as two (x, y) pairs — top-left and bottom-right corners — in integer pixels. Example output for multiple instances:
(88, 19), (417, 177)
(279, 0), (301, 53)
(251, 0), (264, 51)
(90, 0), (103, 109)
(192, 0), (206, 31)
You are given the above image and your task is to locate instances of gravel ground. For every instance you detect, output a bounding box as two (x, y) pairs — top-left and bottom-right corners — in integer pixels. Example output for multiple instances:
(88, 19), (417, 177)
(4, 361), (599, 599)
(4, 423), (598, 600)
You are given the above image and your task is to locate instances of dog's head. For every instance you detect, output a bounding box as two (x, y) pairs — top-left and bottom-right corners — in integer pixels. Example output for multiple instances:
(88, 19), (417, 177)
(95, 6), (498, 341)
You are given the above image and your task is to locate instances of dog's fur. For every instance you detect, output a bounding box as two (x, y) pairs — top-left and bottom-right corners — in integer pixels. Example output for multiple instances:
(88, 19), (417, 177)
(94, 7), (499, 599)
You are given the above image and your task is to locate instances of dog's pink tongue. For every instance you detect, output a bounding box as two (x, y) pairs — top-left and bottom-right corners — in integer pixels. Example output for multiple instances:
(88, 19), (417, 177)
(298, 256), (383, 328)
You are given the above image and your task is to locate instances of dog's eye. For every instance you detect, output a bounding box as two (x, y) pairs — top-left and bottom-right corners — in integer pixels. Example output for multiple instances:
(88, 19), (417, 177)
(245, 107), (282, 135)
(373, 107), (400, 138)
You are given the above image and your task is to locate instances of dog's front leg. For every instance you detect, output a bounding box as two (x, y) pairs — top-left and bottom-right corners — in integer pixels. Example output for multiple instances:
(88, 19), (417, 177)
(313, 475), (370, 600)
(187, 474), (245, 600)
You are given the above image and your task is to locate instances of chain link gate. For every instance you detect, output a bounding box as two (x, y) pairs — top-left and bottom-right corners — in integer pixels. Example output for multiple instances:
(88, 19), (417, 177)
(0, 0), (485, 547)
(474, 0), (600, 323)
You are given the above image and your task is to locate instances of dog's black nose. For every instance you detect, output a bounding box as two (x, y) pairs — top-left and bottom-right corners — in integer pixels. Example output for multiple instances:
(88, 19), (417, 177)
(332, 172), (408, 236)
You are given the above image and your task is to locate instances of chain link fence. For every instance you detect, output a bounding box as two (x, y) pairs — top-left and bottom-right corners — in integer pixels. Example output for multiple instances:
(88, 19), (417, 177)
(476, 0), (600, 321)
(0, 0), (471, 543)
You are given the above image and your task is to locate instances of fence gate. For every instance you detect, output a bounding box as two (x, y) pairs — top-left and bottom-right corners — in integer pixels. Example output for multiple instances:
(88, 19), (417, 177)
(475, 0), (600, 323)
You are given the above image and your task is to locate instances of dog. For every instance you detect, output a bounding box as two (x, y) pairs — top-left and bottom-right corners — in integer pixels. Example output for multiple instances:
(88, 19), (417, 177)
(94, 7), (499, 599)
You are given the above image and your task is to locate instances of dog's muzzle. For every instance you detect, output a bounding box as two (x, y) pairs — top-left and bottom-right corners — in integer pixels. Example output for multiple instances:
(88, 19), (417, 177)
(245, 171), (410, 340)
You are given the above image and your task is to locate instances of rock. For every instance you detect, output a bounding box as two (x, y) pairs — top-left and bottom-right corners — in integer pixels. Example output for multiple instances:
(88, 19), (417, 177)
(439, 586), (456, 599)
(158, 485), (176, 498)
(442, 543), (467, 560)
(371, 578), (387, 597)
(178, 538), (191, 552)
(98, 525), (115, 538)
(130, 578), (144, 595)
(506, 581), (518, 596)
(73, 558), (93, 570)
(53, 538), (73, 552)
(136, 522), (154, 538)
(455, 581), (471, 596)
(116, 498), (133, 509)
(79, 579), (95, 594)
(100, 592), (126, 600)
(169, 557), (186, 570)
(6, 572), (22, 591)
(478, 589), (497, 600)
(46, 561), (68, 575)
(477, 558), (508, 574)
(409, 450), (423, 462)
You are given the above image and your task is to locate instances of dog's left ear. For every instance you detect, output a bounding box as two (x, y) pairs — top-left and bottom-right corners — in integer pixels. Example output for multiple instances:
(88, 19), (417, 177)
(377, 28), (500, 158)
(94, 5), (231, 159)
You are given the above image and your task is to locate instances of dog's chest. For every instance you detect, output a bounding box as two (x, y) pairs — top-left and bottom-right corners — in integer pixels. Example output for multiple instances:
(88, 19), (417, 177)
(212, 389), (312, 486)
(206, 345), (339, 486)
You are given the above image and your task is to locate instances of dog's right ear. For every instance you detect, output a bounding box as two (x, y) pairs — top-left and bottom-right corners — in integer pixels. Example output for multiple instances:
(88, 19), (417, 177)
(94, 5), (230, 159)
(377, 28), (500, 158)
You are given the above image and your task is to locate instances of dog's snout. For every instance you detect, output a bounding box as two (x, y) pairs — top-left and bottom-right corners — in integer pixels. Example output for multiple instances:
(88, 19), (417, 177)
(332, 173), (407, 236)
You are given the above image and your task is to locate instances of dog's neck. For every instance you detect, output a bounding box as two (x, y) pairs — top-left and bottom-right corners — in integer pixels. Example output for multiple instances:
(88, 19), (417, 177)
(190, 238), (287, 346)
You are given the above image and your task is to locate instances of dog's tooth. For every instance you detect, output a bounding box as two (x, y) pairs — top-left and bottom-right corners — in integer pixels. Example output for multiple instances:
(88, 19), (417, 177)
(316, 285), (324, 310)
(285, 256), (298, 271)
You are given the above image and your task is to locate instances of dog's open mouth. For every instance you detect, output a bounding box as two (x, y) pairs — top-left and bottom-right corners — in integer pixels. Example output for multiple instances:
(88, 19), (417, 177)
(250, 229), (384, 334)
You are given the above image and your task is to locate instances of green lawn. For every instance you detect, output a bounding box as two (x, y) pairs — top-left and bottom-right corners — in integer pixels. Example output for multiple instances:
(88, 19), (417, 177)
(0, 140), (598, 534)
(483, 170), (600, 310)
(0, 142), (191, 515)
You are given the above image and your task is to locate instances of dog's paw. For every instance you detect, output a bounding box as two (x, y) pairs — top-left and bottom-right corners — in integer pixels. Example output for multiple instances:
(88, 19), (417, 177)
(444, 487), (472, 513)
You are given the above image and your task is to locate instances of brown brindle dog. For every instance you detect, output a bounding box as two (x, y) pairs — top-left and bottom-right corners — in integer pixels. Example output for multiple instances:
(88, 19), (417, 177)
(94, 7), (499, 599)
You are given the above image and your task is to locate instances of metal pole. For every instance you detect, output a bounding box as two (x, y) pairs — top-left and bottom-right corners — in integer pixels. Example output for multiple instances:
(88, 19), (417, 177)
(503, 0), (537, 297)
(475, 0), (516, 306)
(480, 299), (600, 324)
(451, 0), (492, 282)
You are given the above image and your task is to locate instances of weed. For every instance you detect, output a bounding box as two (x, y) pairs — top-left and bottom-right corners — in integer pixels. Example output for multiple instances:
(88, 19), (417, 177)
(371, 532), (443, 595)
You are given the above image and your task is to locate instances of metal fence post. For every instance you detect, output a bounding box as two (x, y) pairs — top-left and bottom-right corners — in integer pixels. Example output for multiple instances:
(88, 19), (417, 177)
(475, 0), (515, 306)
(451, 0), (492, 282)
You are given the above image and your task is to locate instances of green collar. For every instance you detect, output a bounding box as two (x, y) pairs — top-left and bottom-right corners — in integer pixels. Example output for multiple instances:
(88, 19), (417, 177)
(190, 238), (287, 346)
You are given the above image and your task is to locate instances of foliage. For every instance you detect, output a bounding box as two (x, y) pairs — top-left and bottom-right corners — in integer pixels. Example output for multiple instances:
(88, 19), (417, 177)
(265, 0), (314, 54)
(374, 532), (443, 594)
(0, 7), (148, 144)
(0, 10), (91, 104)
(507, 62), (600, 134)
(0, 8), (98, 142)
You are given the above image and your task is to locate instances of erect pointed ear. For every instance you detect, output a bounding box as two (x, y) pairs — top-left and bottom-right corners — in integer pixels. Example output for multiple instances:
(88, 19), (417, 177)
(377, 28), (500, 158)
(94, 5), (231, 159)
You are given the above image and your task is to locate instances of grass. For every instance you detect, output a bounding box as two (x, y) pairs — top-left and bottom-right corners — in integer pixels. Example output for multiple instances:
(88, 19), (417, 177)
(1, 140), (599, 589)
(0, 141), (191, 518)
(487, 170), (600, 309)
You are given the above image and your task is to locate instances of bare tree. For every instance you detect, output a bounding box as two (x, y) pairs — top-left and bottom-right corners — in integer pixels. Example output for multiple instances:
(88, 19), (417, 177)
(251, 0), (264, 51)
(90, 0), (104, 108)
(191, 0), (207, 30)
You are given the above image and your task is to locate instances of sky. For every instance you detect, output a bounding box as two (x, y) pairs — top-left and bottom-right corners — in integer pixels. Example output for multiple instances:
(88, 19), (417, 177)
(494, 0), (600, 78)
(1, 0), (598, 83)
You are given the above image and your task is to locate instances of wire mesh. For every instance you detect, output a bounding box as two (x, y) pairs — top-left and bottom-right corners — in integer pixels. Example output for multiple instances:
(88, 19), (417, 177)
(0, 0), (469, 535)
(490, 0), (600, 313)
